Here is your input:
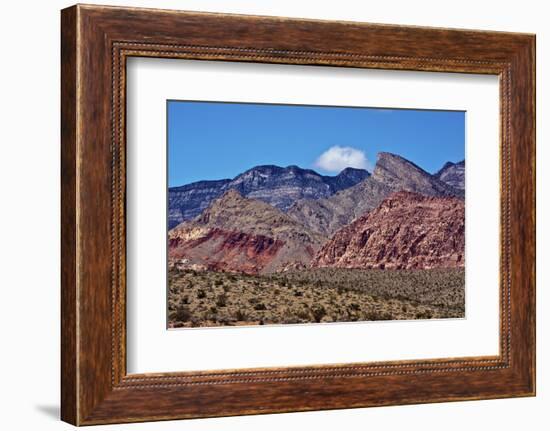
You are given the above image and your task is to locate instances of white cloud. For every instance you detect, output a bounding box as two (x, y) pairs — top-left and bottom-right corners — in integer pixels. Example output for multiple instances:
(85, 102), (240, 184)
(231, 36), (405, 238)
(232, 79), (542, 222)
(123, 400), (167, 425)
(314, 146), (372, 173)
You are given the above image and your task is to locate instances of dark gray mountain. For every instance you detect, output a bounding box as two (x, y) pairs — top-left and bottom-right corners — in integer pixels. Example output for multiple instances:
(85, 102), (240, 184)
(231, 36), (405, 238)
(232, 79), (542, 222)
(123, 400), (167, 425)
(168, 179), (231, 229)
(436, 160), (465, 190)
(168, 165), (369, 229)
(287, 152), (464, 236)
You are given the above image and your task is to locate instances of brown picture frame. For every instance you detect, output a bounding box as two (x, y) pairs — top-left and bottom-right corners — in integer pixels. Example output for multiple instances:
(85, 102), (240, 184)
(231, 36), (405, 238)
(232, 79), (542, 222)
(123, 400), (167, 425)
(61, 4), (536, 426)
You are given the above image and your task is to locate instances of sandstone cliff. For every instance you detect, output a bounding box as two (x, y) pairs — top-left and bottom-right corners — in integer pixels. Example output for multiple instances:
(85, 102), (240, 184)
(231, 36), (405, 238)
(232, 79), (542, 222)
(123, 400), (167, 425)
(312, 191), (465, 270)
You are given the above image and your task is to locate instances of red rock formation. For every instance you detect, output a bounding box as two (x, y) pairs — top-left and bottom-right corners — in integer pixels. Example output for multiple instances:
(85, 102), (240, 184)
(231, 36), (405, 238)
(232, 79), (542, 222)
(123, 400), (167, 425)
(168, 189), (326, 275)
(312, 191), (465, 270)
(170, 228), (285, 274)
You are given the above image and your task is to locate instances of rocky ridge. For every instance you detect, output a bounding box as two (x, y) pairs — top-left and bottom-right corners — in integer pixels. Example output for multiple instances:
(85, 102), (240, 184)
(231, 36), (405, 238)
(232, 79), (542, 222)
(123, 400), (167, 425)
(168, 165), (369, 228)
(435, 160), (465, 190)
(287, 153), (463, 236)
(168, 189), (327, 274)
(312, 191), (465, 270)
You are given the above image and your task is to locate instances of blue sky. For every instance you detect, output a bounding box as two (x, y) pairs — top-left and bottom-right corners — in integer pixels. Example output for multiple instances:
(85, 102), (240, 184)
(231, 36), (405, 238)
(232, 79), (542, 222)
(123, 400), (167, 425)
(168, 100), (465, 187)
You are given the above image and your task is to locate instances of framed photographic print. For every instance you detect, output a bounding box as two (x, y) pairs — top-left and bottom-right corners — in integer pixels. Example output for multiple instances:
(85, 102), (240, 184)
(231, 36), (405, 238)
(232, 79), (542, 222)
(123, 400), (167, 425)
(61, 4), (536, 425)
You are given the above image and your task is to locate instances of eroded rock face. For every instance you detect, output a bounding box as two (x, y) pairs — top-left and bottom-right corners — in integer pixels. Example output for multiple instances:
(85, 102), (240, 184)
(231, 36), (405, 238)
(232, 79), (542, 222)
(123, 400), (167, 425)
(168, 165), (369, 229)
(312, 191), (465, 270)
(168, 179), (231, 229)
(169, 228), (285, 275)
(168, 189), (327, 274)
(372, 153), (463, 198)
(435, 160), (465, 190)
(287, 153), (463, 236)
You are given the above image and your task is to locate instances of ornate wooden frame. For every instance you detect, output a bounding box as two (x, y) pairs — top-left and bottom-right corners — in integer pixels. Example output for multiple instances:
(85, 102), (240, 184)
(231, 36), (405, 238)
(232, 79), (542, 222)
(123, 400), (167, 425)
(61, 4), (535, 425)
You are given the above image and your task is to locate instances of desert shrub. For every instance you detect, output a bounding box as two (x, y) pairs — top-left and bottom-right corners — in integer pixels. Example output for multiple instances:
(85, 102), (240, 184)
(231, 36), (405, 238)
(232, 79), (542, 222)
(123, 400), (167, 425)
(349, 302), (360, 311)
(310, 305), (327, 323)
(215, 293), (227, 307)
(294, 290), (303, 297)
(254, 303), (267, 311)
(364, 310), (381, 321)
(234, 309), (248, 321)
(378, 312), (393, 320)
(196, 289), (206, 299)
(296, 308), (310, 320)
(415, 310), (433, 320)
(174, 305), (191, 322)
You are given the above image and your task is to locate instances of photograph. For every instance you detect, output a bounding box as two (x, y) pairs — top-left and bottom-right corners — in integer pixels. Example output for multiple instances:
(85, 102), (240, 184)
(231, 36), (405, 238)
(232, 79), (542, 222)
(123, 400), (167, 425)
(167, 101), (466, 328)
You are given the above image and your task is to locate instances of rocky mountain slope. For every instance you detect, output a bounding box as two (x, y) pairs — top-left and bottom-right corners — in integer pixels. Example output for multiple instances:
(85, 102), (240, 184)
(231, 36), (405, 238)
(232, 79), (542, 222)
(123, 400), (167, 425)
(168, 165), (369, 229)
(435, 160), (465, 190)
(287, 153), (463, 236)
(168, 189), (327, 274)
(168, 179), (231, 229)
(312, 191), (465, 270)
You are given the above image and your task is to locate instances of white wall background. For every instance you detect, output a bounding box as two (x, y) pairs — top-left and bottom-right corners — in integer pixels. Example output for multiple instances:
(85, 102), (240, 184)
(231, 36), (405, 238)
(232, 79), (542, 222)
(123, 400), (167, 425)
(0, 1), (546, 429)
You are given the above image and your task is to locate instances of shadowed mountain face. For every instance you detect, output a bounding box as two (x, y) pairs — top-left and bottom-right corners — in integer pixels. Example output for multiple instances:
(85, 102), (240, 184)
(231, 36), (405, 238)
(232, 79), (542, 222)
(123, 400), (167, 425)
(168, 179), (231, 228)
(312, 191), (465, 270)
(287, 153), (463, 236)
(435, 160), (465, 190)
(168, 165), (369, 229)
(168, 190), (327, 275)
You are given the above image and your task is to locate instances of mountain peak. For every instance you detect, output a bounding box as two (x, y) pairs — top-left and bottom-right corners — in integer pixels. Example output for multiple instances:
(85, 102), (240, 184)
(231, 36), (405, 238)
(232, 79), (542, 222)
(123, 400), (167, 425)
(438, 161), (455, 172)
(372, 152), (431, 186)
(435, 160), (465, 190)
(374, 152), (426, 174)
(377, 151), (402, 160)
(333, 166), (370, 186)
(338, 166), (369, 175)
(217, 188), (244, 202)
(372, 151), (461, 198)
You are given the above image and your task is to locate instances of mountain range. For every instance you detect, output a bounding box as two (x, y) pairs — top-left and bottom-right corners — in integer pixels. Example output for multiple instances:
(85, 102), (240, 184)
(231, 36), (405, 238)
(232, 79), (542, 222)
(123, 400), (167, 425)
(168, 153), (465, 274)
(287, 152), (463, 236)
(169, 165), (369, 229)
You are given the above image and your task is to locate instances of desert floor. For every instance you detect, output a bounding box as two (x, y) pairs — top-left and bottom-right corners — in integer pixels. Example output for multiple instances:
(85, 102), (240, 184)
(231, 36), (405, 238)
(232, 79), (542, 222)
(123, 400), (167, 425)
(167, 267), (464, 328)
